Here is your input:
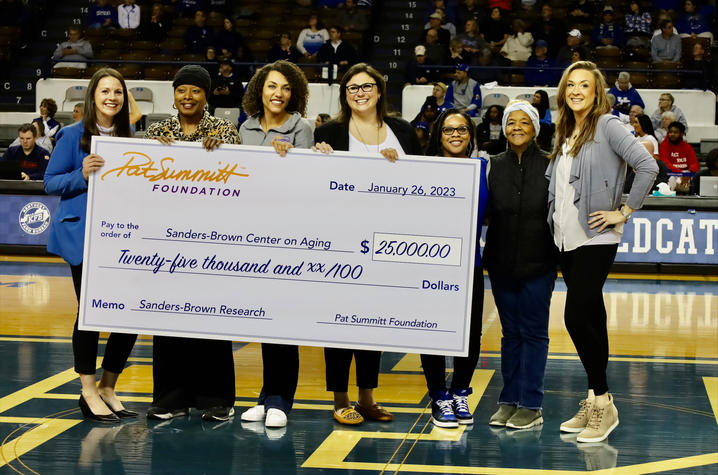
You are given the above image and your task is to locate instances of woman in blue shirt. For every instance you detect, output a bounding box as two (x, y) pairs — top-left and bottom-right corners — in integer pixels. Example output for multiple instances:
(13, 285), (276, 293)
(44, 68), (137, 423)
(420, 108), (488, 427)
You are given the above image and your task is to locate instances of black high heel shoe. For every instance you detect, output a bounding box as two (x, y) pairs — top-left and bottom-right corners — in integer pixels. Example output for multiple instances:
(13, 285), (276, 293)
(79, 395), (120, 423)
(99, 395), (138, 418)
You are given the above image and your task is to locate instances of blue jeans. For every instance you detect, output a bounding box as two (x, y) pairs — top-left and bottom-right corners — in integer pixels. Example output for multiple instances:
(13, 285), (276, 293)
(489, 270), (556, 410)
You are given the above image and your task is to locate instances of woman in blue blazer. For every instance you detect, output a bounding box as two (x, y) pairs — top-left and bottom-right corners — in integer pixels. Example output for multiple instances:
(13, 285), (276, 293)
(44, 68), (137, 423)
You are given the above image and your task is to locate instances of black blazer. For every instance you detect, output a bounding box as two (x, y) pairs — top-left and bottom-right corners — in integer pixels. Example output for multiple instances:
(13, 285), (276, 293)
(314, 116), (422, 155)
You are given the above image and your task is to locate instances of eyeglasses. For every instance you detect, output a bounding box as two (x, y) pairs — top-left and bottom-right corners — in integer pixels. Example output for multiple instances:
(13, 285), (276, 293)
(441, 125), (470, 136)
(346, 83), (376, 94)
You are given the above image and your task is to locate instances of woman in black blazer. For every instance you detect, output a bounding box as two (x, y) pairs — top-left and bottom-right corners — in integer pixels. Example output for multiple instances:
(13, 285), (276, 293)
(314, 63), (421, 425)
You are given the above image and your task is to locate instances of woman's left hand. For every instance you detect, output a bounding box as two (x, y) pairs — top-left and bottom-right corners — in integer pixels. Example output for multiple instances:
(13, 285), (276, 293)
(380, 148), (398, 162)
(202, 136), (223, 151)
(588, 210), (625, 231)
(271, 136), (294, 157)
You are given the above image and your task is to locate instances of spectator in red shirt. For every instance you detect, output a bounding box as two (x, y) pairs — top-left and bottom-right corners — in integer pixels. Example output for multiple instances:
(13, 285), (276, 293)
(659, 121), (699, 173)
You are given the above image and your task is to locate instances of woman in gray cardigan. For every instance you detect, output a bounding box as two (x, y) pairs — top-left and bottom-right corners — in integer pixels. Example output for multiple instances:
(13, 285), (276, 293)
(239, 60), (312, 430)
(546, 61), (658, 444)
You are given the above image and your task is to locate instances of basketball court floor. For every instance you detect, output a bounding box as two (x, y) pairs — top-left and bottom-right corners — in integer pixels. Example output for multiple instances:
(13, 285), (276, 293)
(1, 255), (716, 474)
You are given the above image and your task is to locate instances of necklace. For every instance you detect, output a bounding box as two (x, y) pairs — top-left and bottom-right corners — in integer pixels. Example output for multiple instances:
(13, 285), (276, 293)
(351, 118), (381, 153)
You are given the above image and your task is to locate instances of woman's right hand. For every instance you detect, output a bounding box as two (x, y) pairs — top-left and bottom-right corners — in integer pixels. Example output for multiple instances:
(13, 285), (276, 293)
(154, 135), (174, 145)
(82, 153), (105, 180)
(312, 142), (334, 154)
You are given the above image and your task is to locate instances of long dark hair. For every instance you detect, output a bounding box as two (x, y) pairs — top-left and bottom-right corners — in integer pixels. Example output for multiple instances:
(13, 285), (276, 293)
(635, 113), (655, 138)
(336, 63), (389, 125)
(533, 89), (550, 118)
(425, 108), (476, 157)
(551, 61), (611, 160)
(80, 68), (132, 153)
(241, 60), (309, 118)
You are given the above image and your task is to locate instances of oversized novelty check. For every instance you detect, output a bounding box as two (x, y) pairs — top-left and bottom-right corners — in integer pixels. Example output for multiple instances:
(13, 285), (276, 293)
(79, 137), (482, 356)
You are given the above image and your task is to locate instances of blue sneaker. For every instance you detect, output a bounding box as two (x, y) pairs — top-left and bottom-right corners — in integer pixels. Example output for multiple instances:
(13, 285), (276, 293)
(451, 388), (473, 424)
(430, 390), (458, 428)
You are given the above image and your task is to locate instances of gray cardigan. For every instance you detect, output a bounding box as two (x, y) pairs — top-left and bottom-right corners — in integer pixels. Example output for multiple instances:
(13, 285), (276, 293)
(238, 112), (313, 148)
(545, 114), (659, 239)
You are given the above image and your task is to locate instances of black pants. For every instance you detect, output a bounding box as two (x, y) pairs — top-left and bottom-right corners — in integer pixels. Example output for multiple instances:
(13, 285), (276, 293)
(152, 335), (236, 410)
(324, 348), (381, 392)
(421, 268), (484, 393)
(70, 264), (137, 375)
(257, 343), (299, 413)
(559, 244), (618, 396)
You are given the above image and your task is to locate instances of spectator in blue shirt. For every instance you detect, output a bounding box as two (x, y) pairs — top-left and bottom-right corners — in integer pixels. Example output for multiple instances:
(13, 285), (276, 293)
(676, 0), (714, 42)
(87, 0), (117, 29)
(592, 6), (625, 48)
(608, 72), (645, 115)
(524, 40), (557, 86)
(2, 124), (50, 180)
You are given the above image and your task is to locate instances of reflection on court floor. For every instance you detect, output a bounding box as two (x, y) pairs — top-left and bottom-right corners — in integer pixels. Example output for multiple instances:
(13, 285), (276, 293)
(1, 257), (716, 474)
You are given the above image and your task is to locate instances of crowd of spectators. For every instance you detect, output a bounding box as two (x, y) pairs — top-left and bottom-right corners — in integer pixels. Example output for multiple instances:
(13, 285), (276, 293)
(407, 0), (715, 90)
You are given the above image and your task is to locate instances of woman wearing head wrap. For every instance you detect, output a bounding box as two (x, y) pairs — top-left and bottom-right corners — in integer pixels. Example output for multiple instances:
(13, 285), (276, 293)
(484, 100), (557, 430)
(144, 65), (240, 422)
(420, 109), (488, 428)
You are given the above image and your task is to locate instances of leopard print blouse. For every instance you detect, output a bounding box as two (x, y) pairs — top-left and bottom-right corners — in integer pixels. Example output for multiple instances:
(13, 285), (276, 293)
(145, 110), (239, 144)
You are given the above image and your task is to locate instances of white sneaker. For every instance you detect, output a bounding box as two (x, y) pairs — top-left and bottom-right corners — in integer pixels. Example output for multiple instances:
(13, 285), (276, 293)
(265, 408), (287, 428)
(241, 405), (266, 422)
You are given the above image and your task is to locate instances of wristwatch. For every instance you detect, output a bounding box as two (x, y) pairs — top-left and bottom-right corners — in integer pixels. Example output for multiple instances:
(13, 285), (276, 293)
(619, 207), (630, 222)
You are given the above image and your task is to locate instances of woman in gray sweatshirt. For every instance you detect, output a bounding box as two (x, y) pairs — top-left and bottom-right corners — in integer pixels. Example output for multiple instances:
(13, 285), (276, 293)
(546, 61), (658, 444)
(238, 60), (312, 429)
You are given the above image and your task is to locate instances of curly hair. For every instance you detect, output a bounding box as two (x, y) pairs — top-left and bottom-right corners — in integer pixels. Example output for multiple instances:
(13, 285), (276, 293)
(425, 108), (476, 157)
(40, 98), (58, 117)
(241, 60), (309, 118)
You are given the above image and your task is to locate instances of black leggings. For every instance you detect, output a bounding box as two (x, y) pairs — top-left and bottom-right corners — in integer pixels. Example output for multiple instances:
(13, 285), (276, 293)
(420, 268), (484, 393)
(324, 348), (381, 392)
(70, 264), (137, 375)
(559, 244), (618, 396)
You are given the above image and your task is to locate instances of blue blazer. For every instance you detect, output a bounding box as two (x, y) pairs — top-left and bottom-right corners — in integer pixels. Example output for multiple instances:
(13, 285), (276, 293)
(44, 122), (89, 266)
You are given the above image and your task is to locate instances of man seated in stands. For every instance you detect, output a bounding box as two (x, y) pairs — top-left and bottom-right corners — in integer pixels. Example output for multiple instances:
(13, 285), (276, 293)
(1, 124), (50, 181)
(683, 42), (712, 90)
(444, 63), (481, 116)
(555, 29), (585, 67)
(651, 19), (682, 63)
(608, 71), (645, 115)
(405, 45), (439, 85)
(268, 33), (300, 63)
(524, 40), (556, 87)
(209, 60), (245, 114)
(117, 0), (140, 30)
(185, 10), (215, 55)
(591, 6), (625, 49)
(317, 26), (358, 70)
(650, 92), (688, 131)
(87, 0), (117, 30)
(51, 26), (93, 70)
(72, 103), (84, 123)
(424, 28), (448, 65)
(11, 121), (53, 153)
(659, 121), (699, 173)
(338, 0), (368, 32)
(425, 11), (451, 45)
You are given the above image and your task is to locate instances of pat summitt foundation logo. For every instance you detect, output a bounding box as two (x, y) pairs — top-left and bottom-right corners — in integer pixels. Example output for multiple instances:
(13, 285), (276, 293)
(19, 202), (51, 235)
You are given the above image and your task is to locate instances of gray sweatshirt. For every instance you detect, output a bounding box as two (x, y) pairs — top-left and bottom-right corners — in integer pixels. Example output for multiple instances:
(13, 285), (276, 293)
(545, 114), (659, 239)
(238, 112), (312, 149)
